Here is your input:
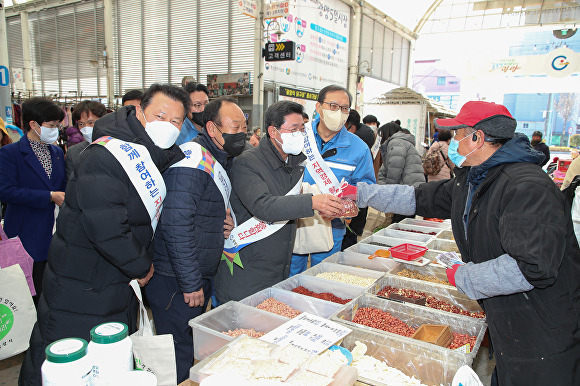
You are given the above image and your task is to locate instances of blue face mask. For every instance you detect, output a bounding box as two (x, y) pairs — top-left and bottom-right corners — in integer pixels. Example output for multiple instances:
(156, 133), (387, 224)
(448, 134), (478, 168)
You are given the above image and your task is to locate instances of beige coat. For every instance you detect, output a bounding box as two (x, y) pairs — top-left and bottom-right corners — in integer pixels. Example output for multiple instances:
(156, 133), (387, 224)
(426, 140), (455, 182)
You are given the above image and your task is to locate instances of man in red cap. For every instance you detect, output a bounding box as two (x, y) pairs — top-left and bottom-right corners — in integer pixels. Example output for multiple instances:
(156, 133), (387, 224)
(352, 100), (580, 385)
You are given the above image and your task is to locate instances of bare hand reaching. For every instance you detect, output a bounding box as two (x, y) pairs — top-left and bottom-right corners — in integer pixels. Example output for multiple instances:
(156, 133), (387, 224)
(183, 288), (205, 308)
(223, 208), (234, 239)
(312, 194), (343, 219)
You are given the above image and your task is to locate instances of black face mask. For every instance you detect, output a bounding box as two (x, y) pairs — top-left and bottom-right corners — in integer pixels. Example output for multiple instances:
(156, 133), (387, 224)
(191, 111), (204, 126)
(214, 123), (246, 157)
(531, 139), (540, 147)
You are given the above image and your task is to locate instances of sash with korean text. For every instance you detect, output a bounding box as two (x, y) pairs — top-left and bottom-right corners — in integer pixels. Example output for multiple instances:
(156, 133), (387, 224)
(302, 123), (345, 195)
(371, 132), (381, 159)
(94, 136), (166, 231)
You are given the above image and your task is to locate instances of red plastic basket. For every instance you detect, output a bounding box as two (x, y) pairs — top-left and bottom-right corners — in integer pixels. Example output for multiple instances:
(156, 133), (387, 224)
(388, 243), (428, 261)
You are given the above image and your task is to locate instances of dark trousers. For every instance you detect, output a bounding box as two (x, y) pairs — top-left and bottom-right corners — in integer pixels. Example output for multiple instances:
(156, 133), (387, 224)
(144, 274), (210, 384)
(341, 207), (368, 251)
(32, 261), (46, 307)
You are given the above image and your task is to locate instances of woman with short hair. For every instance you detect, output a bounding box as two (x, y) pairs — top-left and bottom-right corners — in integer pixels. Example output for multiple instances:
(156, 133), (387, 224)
(0, 98), (66, 304)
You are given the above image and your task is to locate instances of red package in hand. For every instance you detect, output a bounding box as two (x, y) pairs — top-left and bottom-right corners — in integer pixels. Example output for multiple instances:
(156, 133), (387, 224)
(338, 197), (359, 218)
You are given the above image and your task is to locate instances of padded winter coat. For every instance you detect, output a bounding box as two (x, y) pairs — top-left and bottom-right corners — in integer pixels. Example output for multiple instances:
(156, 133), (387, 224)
(19, 106), (184, 386)
(152, 131), (232, 293)
(377, 131), (425, 187)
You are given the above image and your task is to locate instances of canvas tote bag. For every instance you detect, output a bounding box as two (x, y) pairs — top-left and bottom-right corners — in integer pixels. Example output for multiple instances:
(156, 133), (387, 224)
(0, 225), (35, 296)
(0, 264), (37, 360)
(129, 280), (177, 386)
(292, 183), (334, 254)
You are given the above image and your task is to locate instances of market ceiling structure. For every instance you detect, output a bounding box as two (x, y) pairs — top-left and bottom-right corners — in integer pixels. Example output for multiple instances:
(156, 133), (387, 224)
(4, 0), (579, 34)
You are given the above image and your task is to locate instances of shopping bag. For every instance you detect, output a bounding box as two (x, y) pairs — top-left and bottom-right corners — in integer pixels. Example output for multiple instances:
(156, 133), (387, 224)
(0, 225), (35, 296)
(293, 183), (334, 254)
(129, 280), (177, 386)
(0, 264), (37, 360)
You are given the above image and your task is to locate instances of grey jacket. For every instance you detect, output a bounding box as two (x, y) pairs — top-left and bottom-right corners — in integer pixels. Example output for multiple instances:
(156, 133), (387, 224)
(377, 131), (425, 187)
(65, 140), (89, 181)
(214, 136), (315, 303)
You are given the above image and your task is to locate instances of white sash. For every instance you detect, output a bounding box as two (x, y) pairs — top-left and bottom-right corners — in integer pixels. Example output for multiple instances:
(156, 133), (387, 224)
(170, 142), (234, 223)
(302, 123), (344, 195)
(223, 177), (302, 254)
(371, 133), (381, 159)
(94, 136), (166, 231)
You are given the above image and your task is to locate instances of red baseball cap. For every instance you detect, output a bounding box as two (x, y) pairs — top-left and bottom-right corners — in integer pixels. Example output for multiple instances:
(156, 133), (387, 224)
(434, 101), (516, 139)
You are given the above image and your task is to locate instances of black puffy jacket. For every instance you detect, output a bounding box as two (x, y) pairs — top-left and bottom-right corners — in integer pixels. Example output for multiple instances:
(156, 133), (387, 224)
(415, 135), (580, 385)
(19, 106), (184, 386)
(152, 131), (232, 292)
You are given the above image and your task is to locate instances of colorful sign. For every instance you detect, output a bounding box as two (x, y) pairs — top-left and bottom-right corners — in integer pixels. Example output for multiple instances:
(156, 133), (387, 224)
(264, 0), (350, 89)
(265, 1), (290, 20)
(279, 86), (318, 101)
(207, 72), (251, 97)
(545, 47), (577, 78)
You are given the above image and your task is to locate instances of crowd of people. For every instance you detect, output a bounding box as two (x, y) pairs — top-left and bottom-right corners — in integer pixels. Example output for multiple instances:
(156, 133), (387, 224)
(1, 83), (580, 385)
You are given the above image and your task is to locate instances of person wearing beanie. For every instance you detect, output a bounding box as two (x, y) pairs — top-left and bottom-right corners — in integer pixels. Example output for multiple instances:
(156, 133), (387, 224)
(350, 100), (580, 385)
(530, 130), (550, 167)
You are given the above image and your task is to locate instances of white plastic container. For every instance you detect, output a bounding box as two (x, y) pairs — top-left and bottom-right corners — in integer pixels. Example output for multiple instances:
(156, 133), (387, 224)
(41, 338), (92, 386)
(88, 322), (134, 385)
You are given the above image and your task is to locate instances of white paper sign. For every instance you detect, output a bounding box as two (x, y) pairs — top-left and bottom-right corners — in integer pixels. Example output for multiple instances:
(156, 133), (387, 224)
(260, 312), (351, 354)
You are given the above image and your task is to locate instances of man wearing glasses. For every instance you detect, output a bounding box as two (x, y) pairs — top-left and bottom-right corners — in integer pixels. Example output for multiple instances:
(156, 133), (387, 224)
(175, 82), (210, 145)
(290, 85), (376, 275)
(214, 100), (343, 303)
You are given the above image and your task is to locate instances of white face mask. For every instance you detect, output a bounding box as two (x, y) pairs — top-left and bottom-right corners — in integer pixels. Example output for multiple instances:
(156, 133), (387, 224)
(35, 125), (59, 144)
(142, 112), (180, 149)
(321, 109), (348, 132)
(80, 126), (93, 143)
(276, 129), (304, 155)
(368, 124), (378, 133)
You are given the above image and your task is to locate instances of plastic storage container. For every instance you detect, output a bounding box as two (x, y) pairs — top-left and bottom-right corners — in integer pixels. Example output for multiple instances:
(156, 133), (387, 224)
(239, 287), (342, 318)
(357, 234), (412, 248)
(88, 322), (134, 384)
(341, 326), (467, 386)
(373, 228), (434, 244)
(300, 262), (384, 288)
(323, 251), (399, 273)
(400, 218), (451, 230)
(330, 294), (487, 363)
(41, 338), (93, 386)
(436, 229), (455, 241)
(273, 273), (364, 304)
(427, 238), (461, 254)
(386, 223), (443, 237)
(367, 275), (485, 320)
(388, 263), (454, 289)
(189, 301), (289, 360)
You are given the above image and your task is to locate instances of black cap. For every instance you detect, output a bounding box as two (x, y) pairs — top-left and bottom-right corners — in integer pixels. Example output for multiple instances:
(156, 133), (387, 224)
(532, 131), (542, 138)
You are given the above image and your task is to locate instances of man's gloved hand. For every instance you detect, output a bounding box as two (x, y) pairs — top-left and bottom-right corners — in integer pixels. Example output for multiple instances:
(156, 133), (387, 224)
(446, 264), (461, 287)
(338, 184), (357, 200)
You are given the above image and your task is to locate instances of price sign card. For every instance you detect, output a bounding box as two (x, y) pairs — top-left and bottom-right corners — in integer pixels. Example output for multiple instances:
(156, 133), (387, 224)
(260, 312), (352, 354)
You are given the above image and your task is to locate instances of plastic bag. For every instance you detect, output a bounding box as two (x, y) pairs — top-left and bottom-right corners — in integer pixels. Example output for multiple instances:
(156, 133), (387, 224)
(338, 198), (359, 218)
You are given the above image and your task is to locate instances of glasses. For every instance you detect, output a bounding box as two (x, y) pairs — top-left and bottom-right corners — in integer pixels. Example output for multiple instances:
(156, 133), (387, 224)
(41, 122), (63, 130)
(322, 101), (350, 114)
(278, 127), (305, 137)
(192, 102), (209, 111)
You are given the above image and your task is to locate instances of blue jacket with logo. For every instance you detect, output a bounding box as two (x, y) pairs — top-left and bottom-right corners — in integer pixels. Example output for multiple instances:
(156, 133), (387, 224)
(304, 117), (376, 228)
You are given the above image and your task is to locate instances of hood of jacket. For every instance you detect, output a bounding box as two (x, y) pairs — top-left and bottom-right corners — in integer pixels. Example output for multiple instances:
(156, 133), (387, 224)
(467, 133), (545, 185)
(93, 105), (184, 172)
(387, 131), (416, 147)
(194, 129), (230, 168)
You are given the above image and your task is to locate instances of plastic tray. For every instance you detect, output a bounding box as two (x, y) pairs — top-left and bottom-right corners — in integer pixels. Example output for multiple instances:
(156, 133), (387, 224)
(367, 275), (485, 321)
(273, 274), (364, 305)
(436, 229), (455, 241)
(388, 263), (454, 289)
(341, 326), (467, 386)
(300, 262), (384, 288)
(330, 294), (487, 363)
(427, 238), (461, 254)
(239, 287), (342, 318)
(358, 234), (419, 248)
(323, 251), (400, 273)
(188, 301), (289, 360)
(400, 218), (451, 230)
(386, 223), (444, 237)
(388, 243), (428, 261)
(374, 228), (434, 244)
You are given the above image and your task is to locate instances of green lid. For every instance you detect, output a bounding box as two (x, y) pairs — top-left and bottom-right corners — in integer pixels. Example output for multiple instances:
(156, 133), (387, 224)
(90, 322), (128, 344)
(45, 338), (88, 363)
